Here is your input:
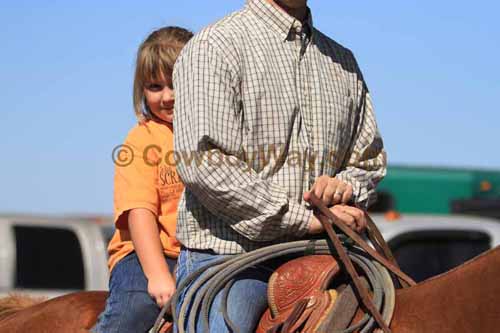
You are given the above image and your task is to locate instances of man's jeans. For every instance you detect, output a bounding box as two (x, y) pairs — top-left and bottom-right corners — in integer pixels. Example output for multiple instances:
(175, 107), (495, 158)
(175, 248), (273, 333)
(91, 252), (176, 333)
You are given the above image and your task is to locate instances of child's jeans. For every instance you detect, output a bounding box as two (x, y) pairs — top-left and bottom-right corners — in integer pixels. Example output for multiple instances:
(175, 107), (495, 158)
(91, 252), (176, 333)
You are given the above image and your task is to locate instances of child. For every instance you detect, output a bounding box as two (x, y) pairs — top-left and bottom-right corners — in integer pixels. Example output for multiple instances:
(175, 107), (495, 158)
(92, 26), (193, 333)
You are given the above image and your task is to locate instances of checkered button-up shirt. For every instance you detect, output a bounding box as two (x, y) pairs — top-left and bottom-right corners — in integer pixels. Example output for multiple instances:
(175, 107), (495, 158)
(173, 0), (387, 254)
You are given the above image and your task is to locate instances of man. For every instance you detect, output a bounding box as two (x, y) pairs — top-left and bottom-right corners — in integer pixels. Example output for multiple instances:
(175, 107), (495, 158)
(172, 0), (386, 331)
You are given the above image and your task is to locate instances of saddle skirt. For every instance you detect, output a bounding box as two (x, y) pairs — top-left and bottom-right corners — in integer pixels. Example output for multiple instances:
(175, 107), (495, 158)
(257, 255), (357, 333)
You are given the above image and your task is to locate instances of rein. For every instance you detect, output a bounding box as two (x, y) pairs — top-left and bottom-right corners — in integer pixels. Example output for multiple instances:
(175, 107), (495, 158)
(307, 195), (416, 333)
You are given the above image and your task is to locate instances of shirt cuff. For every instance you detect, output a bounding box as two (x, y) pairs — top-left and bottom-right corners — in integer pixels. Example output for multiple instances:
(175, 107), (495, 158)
(335, 173), (372, 210)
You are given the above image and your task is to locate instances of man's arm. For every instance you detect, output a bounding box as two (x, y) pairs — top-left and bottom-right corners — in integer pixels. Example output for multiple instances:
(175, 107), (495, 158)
(336, 74), (387, 209)
(173, 38), (312, 242)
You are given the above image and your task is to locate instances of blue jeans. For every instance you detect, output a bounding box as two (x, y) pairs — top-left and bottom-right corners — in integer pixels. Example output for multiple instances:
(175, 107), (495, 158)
(91, 252), (176, 333)
(175, 248), (274, 333)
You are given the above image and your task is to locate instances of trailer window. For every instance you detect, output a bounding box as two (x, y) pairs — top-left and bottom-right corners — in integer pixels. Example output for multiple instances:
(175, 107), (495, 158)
(389, 230), (491, 282)
(13, 225), (85, 289)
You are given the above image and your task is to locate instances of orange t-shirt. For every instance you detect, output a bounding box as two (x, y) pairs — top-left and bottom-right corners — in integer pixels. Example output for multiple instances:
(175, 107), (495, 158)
(107, 120), (184, 272)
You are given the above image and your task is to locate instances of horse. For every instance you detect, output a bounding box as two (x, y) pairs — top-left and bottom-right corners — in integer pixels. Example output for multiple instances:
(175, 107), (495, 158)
(1, 246), (499, 333)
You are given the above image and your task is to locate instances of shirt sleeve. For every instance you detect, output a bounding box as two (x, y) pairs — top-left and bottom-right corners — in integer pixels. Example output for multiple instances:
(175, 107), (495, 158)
(173, 39), (312, 242)
(113, 126), (159, 229)
(335, 56), (387, 209)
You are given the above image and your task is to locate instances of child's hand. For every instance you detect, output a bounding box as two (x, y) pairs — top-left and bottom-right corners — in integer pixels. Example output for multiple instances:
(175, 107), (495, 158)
(148, 272), (176, 308)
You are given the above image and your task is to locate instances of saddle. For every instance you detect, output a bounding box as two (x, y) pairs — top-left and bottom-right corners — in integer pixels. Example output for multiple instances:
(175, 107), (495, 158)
(256, 255), (359, 333)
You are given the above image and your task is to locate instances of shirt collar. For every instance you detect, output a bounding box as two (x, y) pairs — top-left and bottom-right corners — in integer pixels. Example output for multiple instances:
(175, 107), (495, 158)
(247, 0), (314, 41)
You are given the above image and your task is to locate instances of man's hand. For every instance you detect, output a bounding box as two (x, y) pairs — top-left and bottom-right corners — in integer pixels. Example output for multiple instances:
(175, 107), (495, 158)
(304, 176), (353, 207)
(307, 204), (368, 234)
(307, 215), (325, 235)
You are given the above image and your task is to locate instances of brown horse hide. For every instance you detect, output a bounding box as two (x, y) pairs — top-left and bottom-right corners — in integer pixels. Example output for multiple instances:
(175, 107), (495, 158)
(390, 246), (500, 333)
(0, 291), (107, 333)
(0, 246), (499, 333)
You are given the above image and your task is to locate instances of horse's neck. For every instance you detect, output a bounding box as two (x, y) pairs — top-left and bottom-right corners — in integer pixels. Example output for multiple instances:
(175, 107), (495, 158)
(391, 246), (500, 333)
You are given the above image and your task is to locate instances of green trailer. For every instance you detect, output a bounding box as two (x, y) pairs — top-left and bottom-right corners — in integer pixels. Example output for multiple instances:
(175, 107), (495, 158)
(373, 166), (500, 218)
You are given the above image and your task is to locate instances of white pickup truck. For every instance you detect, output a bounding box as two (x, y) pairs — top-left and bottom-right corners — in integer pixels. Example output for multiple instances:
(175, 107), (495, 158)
(0, 215), (112, 299)
(1, 212), (499, 298)
(371, 213), (500, 282)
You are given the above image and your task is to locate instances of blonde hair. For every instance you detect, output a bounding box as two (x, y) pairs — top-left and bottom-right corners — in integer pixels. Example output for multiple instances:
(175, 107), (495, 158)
(133, 26), (193, 122)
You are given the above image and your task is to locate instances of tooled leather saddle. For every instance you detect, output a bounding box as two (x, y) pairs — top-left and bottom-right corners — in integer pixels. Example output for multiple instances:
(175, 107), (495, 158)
(256, 255), (358, 333)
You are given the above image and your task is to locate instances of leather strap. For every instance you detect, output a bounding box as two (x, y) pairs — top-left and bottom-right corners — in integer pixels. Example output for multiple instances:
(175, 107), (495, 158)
(364, 216), (412, 288)
(308, 194), (417, 333)
(308, 194), (416, 286)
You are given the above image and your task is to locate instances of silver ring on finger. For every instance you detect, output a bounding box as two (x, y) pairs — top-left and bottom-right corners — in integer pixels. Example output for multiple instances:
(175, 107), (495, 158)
(334, 189), (343, 197)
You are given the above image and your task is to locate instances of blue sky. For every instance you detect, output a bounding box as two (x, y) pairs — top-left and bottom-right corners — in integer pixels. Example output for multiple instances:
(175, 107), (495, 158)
(1, 0), (499, 215)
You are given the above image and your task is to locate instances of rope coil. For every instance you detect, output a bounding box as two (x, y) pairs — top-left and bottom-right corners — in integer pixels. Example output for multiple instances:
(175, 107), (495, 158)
(151, 239), (396, 333)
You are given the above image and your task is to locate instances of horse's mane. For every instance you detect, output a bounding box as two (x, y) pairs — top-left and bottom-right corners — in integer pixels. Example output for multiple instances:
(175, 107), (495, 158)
(0, 294), (46, 319)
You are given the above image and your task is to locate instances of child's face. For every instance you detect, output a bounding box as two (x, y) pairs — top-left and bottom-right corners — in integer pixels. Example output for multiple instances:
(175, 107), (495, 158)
(144, 75), (174, 124)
